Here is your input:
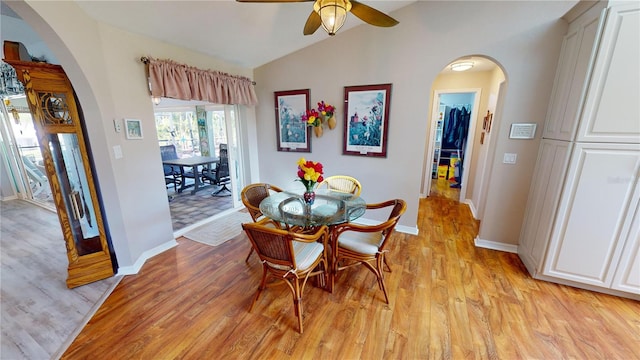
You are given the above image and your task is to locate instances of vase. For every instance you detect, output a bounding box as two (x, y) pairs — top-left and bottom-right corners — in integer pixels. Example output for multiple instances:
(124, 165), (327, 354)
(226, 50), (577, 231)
(303, 190), (315, 205)
(314, 126), (323, 137)
(327, 115), (336, 130)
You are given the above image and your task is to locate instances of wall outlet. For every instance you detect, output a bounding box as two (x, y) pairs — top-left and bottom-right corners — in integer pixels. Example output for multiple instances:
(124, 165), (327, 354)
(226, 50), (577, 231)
(503, 153), (517, 164)
(113, 145), (123, 159)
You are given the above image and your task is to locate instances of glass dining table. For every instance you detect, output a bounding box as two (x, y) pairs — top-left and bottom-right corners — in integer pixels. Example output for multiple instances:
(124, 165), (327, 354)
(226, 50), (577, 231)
(259, 189), (366, 228)
(259, 189), (366, 292)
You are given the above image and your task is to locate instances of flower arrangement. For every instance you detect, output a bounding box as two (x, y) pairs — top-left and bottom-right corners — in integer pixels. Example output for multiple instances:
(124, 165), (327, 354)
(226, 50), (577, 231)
(317, 101), (335, 119)
(301, 109), (321, 127)
(296, 157), (324, 192)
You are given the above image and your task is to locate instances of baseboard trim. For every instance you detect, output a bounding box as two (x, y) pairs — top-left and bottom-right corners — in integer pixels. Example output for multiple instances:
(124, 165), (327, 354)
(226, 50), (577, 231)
(116, 239), (178, 276)
(474, 237), (518, 253)
(464, 199), (478, 219)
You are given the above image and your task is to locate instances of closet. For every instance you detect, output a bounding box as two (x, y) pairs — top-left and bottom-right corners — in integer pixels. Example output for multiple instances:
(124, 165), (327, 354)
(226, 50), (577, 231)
(518, 1), (639, 299)
(431, 94), (472, 189)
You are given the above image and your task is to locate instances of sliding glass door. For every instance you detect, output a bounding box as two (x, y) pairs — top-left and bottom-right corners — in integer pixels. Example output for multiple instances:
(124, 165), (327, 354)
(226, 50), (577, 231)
(0, 94), (54, 209)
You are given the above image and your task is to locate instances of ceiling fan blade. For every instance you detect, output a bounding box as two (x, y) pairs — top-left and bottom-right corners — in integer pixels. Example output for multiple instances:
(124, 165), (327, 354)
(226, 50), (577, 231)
(303, 10), (322, 35)
(349, 0), (399, 27)
(236, 0), (312, 3)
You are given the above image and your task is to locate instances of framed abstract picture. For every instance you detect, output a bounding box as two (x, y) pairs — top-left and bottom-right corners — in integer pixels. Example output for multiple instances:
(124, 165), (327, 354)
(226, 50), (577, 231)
(274, 89), (311, 152)
(343, 83), (392, 157)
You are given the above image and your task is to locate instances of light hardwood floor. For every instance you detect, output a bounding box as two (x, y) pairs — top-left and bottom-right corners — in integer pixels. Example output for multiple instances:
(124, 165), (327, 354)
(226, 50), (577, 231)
(0, 200), (121, 360)
(62, 194), (640, 359)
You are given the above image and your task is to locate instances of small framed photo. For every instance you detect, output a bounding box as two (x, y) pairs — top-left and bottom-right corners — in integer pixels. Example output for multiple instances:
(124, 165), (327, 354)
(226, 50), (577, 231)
(125, 118), (143, 140)
(343, 83), (392, 157)
(274, 89), (311, 153)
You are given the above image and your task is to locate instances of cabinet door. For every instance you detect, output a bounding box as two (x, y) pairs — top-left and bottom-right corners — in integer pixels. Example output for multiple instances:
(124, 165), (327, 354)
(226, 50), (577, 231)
(518, 139), (572, 275)
(543, 4), (604, 141)
(611, 187), (640, 294)
(577, 3), (640, 143)
(543, 143), (640, 288)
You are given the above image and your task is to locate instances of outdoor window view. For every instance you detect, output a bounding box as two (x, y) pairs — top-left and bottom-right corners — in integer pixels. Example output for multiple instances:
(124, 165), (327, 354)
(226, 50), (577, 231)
(0, 95), (54, 209)
(155, 105), (236, 231)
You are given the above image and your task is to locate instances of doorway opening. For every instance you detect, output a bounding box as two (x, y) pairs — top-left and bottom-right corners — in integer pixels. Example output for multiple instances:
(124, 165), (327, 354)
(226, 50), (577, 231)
(422, 55), (506, 226)
(153, 100), (244, 232)
(426, 90), (480, 202)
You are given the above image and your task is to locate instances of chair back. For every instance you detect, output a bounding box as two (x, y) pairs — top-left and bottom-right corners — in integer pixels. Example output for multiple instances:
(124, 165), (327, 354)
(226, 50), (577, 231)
(215, 146), (230, 182)
(242, 221), (327, 271)
(318, 175), (362, 196)
(241, 183), (283, 222)
(160, 145), (179, 176)
(379, 199), (407, 248)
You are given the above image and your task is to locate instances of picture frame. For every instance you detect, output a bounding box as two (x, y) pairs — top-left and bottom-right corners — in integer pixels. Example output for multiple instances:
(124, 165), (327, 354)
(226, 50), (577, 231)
(124, 118), (143, 140)
(274, 89), (311, 153)
(509, 123), (537, 139)
(343, 83), (392, 157)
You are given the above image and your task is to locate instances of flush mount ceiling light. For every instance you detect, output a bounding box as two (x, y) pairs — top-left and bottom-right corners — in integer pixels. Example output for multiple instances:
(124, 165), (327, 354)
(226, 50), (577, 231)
(314, 0), (352, 36)
(451, 61), (474, 72)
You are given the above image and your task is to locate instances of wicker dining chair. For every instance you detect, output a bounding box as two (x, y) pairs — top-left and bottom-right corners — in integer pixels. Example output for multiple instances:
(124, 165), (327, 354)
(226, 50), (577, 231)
(242, 219), (329, 334)
(316, 175), (362, 196)
(332, 199), (407, 304)
(240, 183), (284, 262)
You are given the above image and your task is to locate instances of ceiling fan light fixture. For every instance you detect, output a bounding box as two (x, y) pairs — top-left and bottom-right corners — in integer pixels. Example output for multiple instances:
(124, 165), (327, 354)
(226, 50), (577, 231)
(314, 0), (352, 36)
(451, 61), (474, 72)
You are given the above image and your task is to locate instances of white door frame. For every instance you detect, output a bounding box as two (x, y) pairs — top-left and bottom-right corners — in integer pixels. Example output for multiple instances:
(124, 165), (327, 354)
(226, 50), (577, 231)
(424, 88), (481, 202)
(223, 105), (244, 209)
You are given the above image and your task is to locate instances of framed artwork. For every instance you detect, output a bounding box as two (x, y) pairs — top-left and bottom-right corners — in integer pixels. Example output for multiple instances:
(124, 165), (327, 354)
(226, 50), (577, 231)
(343, 83), (392, 157)
(274, 89), (311, 152)
(125, 118), (143, 140)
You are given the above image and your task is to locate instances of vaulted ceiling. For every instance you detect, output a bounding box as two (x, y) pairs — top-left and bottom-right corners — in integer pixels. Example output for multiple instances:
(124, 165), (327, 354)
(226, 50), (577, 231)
(74, 0), (416, 69)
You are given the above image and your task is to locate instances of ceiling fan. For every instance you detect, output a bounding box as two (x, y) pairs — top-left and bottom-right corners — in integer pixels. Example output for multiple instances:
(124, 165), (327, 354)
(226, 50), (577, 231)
(236, 0), (399, 36)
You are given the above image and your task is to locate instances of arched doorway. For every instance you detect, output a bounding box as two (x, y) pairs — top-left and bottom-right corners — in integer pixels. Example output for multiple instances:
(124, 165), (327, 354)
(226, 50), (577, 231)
(422, 55), (506, 217)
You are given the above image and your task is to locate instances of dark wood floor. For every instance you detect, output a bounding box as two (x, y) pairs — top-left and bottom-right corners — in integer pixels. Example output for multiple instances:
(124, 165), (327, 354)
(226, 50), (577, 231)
(62, 190), (640, 359)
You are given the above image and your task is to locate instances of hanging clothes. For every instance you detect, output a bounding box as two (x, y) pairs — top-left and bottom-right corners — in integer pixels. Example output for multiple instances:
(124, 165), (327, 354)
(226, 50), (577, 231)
(443, 106), (469, 150)
(455, 106), (470, 150)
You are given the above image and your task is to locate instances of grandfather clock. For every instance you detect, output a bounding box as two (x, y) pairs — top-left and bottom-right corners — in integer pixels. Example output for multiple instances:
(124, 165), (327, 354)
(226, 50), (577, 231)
(4, 41), (115, 288)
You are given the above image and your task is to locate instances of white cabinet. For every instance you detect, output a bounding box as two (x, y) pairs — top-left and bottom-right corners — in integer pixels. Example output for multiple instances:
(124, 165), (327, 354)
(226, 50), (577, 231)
(543, 3), (605, 141)
(518, 140), (572, 275)
(519, 1), (640, 299)
(577, 2), (640, 143)
(612, 196), (640, 293)
(543, 143), (640, 289)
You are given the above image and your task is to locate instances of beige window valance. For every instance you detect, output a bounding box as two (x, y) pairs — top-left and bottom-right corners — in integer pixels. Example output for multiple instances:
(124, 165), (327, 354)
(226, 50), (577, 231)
(144, 57), (258, 106)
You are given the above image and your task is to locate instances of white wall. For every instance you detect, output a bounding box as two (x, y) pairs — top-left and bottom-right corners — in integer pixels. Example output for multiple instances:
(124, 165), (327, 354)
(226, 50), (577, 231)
(5, 0), (258, 271)
(254, 1), (573, 242)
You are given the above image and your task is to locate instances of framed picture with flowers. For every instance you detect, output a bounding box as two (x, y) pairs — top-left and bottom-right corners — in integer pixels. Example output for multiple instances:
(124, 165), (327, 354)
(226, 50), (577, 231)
(343, 83), (392, 157)
(274, 89), (311, 152)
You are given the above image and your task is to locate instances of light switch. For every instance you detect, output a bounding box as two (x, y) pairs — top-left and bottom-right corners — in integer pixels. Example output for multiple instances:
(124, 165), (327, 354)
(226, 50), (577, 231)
(113, 145), (123, 159)
(113, 119), (122, 133)
(503, 153), (517, 164)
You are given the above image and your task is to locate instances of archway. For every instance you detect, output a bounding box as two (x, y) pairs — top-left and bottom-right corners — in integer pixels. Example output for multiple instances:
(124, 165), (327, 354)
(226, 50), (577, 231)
(422, 55), (506, 219)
